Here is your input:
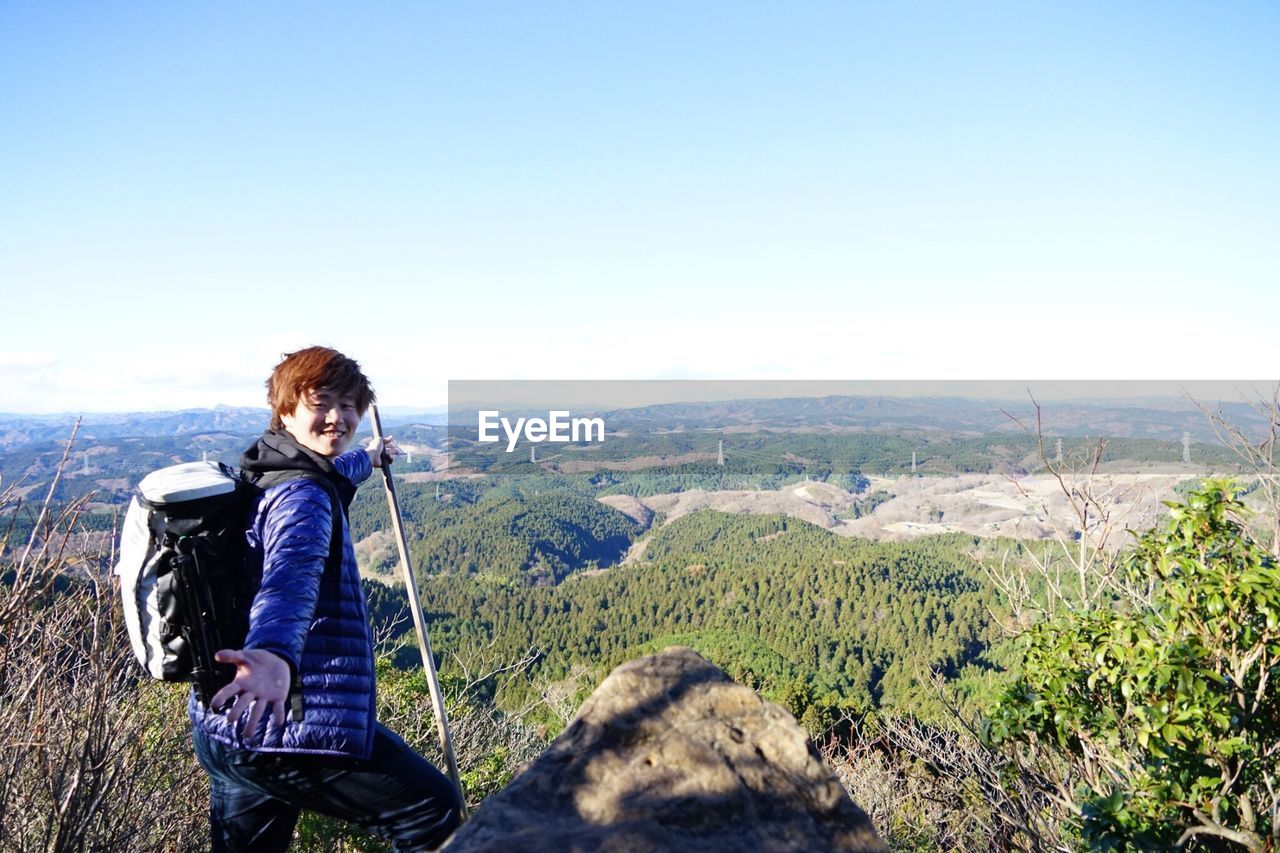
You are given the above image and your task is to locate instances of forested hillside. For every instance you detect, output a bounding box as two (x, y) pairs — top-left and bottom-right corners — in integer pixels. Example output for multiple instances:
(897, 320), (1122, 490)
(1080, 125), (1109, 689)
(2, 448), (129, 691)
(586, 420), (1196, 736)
(357, 489), (641, 584)
(447, 426), (1239, 489)
(367, 512), (1001, 727)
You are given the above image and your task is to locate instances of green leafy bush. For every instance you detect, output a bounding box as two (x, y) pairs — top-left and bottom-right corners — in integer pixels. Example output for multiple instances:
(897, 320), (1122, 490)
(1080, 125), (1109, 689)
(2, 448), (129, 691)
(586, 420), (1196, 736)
(984, 480), (1280, 851)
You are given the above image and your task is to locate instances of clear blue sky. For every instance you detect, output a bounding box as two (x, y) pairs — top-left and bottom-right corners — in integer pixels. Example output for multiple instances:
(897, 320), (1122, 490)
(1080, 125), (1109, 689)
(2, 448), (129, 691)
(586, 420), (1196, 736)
(2, 2), (1277, 413)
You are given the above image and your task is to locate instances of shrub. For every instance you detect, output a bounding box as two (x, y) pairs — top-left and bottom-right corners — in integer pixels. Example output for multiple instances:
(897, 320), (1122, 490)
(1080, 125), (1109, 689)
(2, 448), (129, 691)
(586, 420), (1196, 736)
(984, 480), (1280, 851)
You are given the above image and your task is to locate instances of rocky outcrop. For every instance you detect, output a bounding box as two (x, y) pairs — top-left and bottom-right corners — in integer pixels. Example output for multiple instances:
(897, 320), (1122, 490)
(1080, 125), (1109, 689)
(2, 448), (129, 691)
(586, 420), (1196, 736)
(445, 646), (887, 852)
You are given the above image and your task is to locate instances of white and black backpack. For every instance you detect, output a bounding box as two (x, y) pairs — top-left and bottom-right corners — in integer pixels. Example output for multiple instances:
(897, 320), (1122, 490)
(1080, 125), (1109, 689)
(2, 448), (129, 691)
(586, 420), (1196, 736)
(114, 461), (338, 707)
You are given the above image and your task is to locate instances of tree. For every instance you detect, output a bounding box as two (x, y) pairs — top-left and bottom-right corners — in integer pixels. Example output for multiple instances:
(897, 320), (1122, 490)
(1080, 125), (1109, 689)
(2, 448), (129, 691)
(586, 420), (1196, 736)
(983, 480), (1280, 851)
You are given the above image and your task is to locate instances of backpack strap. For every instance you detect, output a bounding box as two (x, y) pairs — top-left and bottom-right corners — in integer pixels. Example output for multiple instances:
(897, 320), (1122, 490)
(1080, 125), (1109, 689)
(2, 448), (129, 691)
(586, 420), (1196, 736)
(252, 470), (345, 566)
(247, 469), (347, 722)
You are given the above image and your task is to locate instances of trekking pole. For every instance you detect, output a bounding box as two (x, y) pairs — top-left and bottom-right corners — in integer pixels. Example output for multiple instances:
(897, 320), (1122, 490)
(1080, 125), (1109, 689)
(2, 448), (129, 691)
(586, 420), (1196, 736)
(369, 405), (469, 820)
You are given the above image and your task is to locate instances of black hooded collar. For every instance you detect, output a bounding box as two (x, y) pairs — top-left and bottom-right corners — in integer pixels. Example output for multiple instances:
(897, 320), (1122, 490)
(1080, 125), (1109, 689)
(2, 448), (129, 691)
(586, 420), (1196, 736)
(241, 429), (357, 510)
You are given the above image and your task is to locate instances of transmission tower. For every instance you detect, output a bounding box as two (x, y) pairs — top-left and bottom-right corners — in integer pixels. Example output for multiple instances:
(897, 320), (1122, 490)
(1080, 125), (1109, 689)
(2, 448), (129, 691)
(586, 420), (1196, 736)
(1183, 431), (1192, 464)
(717, 440), (725, 466)
(1056, 438), (1063, 465)
(911, 451), (917, 476)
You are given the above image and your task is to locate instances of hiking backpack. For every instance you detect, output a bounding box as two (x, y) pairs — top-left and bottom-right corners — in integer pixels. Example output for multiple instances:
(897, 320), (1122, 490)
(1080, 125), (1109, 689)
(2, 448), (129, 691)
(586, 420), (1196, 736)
(114, 460), (338, 707)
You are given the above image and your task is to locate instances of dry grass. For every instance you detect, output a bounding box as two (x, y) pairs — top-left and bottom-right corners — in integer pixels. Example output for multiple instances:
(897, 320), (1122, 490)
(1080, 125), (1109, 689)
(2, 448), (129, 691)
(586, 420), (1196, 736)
(0, 424), (208, 852)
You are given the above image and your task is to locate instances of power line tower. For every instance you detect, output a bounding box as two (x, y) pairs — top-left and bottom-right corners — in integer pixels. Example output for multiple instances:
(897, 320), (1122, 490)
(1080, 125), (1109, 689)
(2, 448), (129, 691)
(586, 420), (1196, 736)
(911, 451), (917, 476)
(717, 440), (724, 466)
(530, 445), (537, 464)
(1183, 431), (1192, 464)
(1056, 438), (1063, 465)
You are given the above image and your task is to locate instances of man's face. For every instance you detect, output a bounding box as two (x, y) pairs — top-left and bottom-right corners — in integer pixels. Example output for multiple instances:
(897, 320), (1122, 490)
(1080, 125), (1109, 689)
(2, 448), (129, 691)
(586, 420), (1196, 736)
(280, 388), (360, 457)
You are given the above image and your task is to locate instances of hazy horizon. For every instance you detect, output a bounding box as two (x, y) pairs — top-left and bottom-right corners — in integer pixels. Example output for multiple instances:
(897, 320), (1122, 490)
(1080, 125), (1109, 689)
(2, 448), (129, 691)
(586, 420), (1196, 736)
(2, 379), (1276, 418)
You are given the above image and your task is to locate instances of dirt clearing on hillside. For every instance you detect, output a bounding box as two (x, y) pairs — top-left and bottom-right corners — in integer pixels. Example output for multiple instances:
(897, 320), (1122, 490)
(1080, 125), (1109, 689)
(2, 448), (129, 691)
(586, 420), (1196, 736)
(613, 462), (1229, 552)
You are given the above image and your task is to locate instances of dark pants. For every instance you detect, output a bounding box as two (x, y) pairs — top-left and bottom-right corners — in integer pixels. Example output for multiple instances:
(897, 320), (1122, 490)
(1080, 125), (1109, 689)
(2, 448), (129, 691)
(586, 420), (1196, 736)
(192, 724), (462, 852)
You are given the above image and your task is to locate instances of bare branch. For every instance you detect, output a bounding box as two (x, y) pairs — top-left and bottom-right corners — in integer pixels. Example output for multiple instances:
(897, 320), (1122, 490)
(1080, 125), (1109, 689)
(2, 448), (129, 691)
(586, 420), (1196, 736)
(18, 417), (81, 573)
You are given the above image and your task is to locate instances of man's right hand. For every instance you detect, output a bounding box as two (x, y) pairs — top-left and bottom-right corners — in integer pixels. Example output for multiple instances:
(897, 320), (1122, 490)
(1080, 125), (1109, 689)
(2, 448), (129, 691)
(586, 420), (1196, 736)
(210, 648), (292, 736)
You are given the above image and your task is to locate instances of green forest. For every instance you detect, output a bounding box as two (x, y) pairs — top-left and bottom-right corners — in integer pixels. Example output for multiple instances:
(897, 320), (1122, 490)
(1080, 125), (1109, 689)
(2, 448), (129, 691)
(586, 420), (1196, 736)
(446, 427), (1239, 488)
(367, 513), (1001, 726)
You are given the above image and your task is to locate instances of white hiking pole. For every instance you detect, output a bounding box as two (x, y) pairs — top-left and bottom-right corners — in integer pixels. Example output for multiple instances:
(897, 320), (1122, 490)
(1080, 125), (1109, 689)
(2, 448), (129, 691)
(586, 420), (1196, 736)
(369, 404), (469, 820)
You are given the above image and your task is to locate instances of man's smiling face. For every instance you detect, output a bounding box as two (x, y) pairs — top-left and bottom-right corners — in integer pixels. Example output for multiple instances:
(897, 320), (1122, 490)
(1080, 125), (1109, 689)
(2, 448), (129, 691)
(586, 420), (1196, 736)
(280, 387), (360, 457)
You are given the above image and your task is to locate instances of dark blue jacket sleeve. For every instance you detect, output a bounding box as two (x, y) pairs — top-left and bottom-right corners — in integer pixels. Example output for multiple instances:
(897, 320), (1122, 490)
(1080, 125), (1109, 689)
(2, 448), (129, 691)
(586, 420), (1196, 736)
(243, 479), (333, 672)
(333, 446), (372, 486)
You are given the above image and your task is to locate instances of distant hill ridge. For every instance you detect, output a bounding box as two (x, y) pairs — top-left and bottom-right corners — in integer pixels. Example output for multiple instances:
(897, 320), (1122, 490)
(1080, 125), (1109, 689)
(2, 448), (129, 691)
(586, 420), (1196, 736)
(0, 406), (447, 449)
(3, 393), (1267, 445)
(594, 394), (1266, 442)
(0, 406), (270, 447)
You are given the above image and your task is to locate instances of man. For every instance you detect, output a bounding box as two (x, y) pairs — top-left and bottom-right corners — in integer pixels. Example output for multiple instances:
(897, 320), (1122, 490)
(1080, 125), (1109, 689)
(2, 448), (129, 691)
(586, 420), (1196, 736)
(190, 346), (461, 851)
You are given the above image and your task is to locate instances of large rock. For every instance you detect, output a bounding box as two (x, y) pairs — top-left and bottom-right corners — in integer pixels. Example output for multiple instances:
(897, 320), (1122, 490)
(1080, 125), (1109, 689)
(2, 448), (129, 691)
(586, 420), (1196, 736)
(445, 647), (887, 852)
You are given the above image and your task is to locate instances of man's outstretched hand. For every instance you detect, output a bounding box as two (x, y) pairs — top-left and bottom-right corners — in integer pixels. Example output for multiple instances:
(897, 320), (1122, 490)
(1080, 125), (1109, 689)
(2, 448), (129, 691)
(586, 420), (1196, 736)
(210, 648), (291, 736)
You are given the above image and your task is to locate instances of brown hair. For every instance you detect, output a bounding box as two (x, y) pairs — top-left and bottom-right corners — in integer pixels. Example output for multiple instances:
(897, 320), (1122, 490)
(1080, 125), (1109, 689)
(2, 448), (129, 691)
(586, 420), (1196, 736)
(266, 346), (376, 430)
